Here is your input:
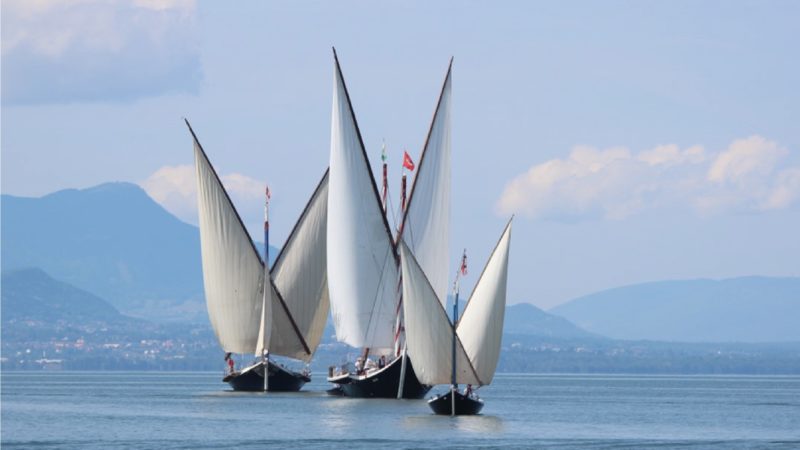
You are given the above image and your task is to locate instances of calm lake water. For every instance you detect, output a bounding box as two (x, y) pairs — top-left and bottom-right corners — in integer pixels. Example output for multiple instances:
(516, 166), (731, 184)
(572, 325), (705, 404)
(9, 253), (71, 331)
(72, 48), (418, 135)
(2, 372), (799, 449)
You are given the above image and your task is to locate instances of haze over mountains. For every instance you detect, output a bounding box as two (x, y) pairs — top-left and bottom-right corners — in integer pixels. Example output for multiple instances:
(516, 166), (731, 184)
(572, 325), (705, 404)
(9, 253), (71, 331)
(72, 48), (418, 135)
(551, 277), (800, 342)
(503, 303), (597, 339)
(1, 268), (219, 371)
(2, 182), (799, 344)
(2, 268), (124, 324)
(2, 264), (614, 372)
(2, 183), (203, 321)
(1, 182), (277, 322)
(5, 266), (798, 374)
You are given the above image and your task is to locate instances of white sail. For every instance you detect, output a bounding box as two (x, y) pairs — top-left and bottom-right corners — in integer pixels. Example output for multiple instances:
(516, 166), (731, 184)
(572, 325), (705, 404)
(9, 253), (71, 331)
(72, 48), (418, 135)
(261, 283), (304, 359)
(193, 137), (264, 355)
(255, 274), (273, 357)
(400, 242), (481, 386)
(191, 121), (326, 361)
(327, 51), (399, 349)
(269, 171), (331, 361)
(457, 219), (512, 385)
(400, 60), (453, 305)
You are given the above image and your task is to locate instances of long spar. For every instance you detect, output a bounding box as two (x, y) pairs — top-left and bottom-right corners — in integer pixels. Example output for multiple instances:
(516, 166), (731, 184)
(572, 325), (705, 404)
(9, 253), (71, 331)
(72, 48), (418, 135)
(451, 249), (467, 415)
(262, 185), (271, 392)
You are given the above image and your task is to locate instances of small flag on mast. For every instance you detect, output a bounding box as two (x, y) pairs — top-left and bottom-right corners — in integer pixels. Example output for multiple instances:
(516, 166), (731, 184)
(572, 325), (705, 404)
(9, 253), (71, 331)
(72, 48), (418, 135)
(381, 140), (387, 163)
(460, 250), (468, 276)
(264, 184), (271, 223)
(402, 151), (415, 171)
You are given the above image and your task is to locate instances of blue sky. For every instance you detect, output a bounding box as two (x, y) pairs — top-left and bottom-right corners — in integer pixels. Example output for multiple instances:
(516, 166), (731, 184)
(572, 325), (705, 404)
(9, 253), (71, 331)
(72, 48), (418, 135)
(2, 1), (799, 308)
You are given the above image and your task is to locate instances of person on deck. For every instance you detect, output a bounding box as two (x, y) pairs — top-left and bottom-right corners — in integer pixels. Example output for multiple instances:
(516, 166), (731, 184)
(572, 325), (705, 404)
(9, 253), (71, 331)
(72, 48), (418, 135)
(225, 353), (235, 374)
(464, 384), (473, 397)
(378, 355), (385, 369)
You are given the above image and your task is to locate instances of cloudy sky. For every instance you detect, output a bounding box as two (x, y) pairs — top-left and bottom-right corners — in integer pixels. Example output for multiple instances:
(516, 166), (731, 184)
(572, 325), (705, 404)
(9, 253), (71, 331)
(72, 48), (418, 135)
(3, 1), (799, 309)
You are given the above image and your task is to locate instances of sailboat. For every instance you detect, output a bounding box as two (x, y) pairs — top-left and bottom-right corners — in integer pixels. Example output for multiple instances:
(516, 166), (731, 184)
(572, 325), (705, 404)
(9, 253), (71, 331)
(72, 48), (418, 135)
(400, 219), (512, 415)
(325, 49), (452, 399)
(186, 119), (330, 391)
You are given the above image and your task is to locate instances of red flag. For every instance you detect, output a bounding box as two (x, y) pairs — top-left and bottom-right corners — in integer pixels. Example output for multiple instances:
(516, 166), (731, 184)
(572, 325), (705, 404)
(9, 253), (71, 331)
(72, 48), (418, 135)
(460, 251), (468, 276)
(402, 151), (415, 171)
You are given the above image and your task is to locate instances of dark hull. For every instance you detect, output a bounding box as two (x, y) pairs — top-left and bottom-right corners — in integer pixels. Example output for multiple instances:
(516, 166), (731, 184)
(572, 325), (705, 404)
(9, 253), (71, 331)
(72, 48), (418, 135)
(327, 354), (431, 399)
(223, 360), (310, 392)
(428, 390), (484, 415)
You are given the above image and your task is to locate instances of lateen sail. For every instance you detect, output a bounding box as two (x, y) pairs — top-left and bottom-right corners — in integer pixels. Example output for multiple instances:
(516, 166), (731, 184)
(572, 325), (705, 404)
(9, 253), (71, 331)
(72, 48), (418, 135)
(193, 135), (265, 355)
(399, 60), (453, 305)
(400, 242), (481, 386)
(269, 171), (331, 361)
(190, 120), (327, 361)
(456, 219), (512, 385)
(255, 276), (273, 356)
(327, 50), (399, 350)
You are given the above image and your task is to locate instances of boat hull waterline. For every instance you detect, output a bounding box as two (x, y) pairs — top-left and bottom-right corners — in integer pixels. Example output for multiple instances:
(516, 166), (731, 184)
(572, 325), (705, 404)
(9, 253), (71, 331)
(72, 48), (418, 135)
(327, 353), (431, 399)
(223, 360), (310, 392)
(427, 390), (484, 415)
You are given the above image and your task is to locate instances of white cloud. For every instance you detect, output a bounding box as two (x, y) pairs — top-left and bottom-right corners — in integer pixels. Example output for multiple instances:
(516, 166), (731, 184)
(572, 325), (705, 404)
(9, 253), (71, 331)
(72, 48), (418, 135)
(139, 165), (197, 222)
(697, 136), (792, 214)
(133, 0), (195, 12)
(638, 144), (706, 167)
(764, 168), (800, 211)
(140, 165), (264, 226)
(497, 146), (642, 220)
(217, 173), (264, 199)
(1, 0), (200, 105)
(707, 135), (787, 184)
(497, 136), (800, 221)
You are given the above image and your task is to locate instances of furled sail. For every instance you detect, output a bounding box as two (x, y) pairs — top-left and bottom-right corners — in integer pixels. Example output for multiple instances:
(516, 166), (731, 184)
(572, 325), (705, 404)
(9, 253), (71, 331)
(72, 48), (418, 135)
(269, 170), (331, 361)
(400, 242), (481, 386)
(399, 59), (453, 305)
(191, 127), (265, 355)
(456, 219), (512, 385)
(327, 50), (399, 349)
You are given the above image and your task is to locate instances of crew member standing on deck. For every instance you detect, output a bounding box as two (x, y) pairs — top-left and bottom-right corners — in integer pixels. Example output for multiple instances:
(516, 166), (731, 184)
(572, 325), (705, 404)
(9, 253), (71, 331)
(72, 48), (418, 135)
(225, 353), (235, 374)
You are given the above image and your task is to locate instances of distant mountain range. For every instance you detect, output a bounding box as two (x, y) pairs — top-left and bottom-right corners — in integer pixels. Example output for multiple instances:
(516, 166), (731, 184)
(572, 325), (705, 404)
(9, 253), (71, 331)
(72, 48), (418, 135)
(1, 183), (277, 322)
(1, 267), (221, 370)
(3, 182), (798, 343)
(4, 267), (798, 374)
(1, 266), (612, 371)
(2, 268), (124, 323)
(1, 266), (584, 340)
(550, 277), (800, 342)
(504, 302), (597, 339)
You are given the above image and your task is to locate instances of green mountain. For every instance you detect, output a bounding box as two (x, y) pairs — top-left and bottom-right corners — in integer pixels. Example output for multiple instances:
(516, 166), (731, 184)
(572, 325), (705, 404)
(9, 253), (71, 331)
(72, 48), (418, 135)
(550, 277), (800, 342)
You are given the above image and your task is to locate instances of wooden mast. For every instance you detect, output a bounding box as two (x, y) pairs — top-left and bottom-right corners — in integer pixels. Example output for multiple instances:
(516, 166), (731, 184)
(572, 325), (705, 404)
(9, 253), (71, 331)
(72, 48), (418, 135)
(262, 185), (271, 392)
(451, 249), (466, 415)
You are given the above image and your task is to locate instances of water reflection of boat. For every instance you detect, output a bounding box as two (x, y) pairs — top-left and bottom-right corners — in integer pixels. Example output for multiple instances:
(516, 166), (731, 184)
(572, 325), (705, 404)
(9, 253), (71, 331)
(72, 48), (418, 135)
(402, 413), (505, 434)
